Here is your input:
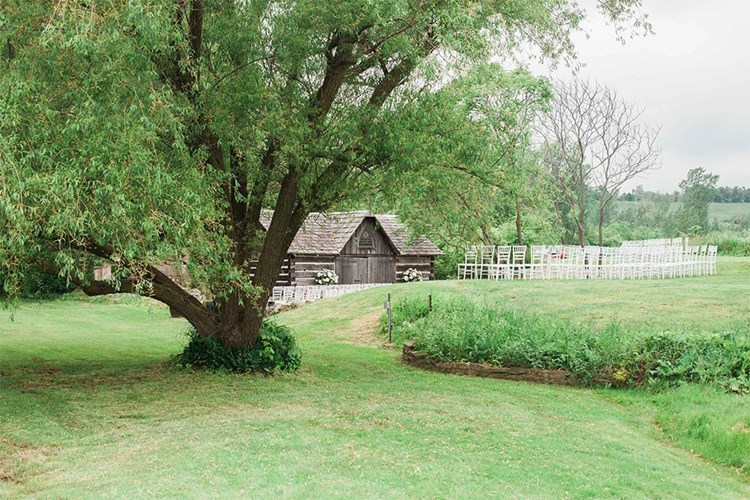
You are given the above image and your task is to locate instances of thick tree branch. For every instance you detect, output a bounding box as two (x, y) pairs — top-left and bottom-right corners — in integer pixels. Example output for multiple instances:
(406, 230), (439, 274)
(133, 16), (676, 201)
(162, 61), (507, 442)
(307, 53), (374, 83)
(60, 239), (219, 336)
(368, 29), (436, 107)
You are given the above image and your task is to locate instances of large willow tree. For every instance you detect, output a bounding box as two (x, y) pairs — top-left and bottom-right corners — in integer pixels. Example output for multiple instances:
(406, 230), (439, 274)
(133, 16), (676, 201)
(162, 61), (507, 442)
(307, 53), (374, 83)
(0, 1), (649, 348)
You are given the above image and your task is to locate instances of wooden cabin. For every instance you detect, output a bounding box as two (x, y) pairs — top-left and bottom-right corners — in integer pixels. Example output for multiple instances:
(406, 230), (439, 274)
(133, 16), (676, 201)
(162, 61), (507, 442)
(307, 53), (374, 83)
(94, 212), (442, 292)
(259, 211), (442, 285)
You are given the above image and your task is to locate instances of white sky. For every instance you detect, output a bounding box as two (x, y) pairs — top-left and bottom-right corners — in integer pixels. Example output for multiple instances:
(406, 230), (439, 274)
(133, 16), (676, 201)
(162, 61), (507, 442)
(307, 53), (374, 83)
(543, 0), (750, 192)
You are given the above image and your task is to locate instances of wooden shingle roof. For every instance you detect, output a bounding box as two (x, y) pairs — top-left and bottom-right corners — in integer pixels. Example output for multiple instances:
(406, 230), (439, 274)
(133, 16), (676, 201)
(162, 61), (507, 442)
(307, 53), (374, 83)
(259, 211), (442, 256)
(375, 214), (443, 256)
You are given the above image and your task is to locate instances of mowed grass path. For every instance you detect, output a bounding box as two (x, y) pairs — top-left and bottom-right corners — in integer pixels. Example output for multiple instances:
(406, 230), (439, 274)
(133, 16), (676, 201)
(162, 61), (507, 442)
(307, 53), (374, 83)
(1, 260), (749, 497)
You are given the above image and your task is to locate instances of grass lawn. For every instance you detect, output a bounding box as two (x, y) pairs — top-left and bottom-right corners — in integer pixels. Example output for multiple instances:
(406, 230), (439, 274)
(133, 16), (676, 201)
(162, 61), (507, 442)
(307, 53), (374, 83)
(1, 259), (750, 497)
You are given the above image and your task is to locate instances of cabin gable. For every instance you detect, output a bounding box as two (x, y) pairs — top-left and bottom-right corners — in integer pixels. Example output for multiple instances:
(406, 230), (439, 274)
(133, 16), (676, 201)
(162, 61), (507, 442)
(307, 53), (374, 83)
(340, 217), (396, 256)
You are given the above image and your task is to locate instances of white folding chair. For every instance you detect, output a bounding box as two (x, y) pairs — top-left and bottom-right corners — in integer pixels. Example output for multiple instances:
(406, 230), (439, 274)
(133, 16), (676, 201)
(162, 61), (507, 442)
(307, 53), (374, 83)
(546, 246), (565, 279)
(530, 246), (546, 280)
(709, 245), (718, 275)
(479, 245), (495, 279)
(494, 245), (512, 280)
(458, 246), (479, 280)
(568, 246), (585, 279)
(512, 245), (527, 279)
(584, 246), (600, 280)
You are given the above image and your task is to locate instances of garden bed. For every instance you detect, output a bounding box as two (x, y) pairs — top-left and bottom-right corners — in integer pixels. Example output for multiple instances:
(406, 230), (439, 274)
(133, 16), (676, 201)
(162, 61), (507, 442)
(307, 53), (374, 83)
(389, 296), (750, 391)
(402, 341), (612, 386)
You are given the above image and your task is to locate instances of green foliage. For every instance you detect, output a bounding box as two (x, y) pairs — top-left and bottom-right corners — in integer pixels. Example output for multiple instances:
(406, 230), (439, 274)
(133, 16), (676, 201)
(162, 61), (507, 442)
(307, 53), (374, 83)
(0, 0), (652, 344)
(713, 186), (750, 203)
(694, 232), (750, 256)
(0, 268), (74, 299)
(362, 65), (559, 265)
(716, 237), (750, 257)
(433, 247), (464, 280)
(387, 297), (750, 390)
(379, 295), (432, 334)
(175, 321), (301, 374)
(674, 167), (720, 234)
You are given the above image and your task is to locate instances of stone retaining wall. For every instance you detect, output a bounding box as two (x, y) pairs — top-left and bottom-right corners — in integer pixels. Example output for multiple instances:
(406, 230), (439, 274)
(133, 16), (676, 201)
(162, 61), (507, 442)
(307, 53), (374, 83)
(402, 341), (611, 387)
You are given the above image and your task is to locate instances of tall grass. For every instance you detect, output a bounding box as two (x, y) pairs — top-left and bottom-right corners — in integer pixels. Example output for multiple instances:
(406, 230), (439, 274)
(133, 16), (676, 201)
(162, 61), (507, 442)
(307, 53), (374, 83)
(387, 297), (750, 390)
(702, 233), (750, 256)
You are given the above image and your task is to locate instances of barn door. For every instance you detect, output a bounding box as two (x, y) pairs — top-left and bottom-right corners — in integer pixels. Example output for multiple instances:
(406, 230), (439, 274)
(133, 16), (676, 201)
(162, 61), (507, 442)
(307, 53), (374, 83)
(337, 256), (396, 283)
(336, 257), (368, 284)
(368, 256), (396, 283)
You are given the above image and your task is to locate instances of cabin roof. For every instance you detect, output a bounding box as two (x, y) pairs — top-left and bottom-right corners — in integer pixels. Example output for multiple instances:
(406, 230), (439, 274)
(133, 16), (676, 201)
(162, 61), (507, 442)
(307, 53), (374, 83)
(259, 211), (443, 256)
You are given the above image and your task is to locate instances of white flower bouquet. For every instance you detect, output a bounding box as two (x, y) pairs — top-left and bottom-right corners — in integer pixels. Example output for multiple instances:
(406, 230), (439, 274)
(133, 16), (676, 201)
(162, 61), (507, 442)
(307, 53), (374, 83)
(314, 268), (339, 285)
(402, 268), (423, 283)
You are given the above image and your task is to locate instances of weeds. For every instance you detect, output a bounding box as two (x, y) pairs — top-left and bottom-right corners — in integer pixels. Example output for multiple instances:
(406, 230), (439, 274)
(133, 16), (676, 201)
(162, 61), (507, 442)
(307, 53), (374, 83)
(387, 296), (750, 390)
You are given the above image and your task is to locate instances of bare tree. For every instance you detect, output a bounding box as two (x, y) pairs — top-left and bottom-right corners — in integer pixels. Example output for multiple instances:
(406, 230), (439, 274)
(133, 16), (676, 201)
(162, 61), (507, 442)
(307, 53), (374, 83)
(539, 79), (661, 246)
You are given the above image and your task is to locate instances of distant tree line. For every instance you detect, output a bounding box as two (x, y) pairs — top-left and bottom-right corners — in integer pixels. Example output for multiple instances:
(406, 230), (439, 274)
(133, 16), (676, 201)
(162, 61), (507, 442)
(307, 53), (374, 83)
(712, 186), (750, 203)
(620, 185), (750, 203)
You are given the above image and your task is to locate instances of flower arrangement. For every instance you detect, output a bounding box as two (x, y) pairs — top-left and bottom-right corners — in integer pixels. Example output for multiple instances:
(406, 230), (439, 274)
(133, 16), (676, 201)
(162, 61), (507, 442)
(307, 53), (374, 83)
(402, 268), (423, 283)
(314, 269), (339, 285)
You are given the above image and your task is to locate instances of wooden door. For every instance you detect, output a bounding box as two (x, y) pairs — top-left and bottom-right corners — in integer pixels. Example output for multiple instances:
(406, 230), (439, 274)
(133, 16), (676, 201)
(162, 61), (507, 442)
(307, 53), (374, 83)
(336, 257), (368, 284)
(368, 256), (396, 283)
(337, 256), (396, 284)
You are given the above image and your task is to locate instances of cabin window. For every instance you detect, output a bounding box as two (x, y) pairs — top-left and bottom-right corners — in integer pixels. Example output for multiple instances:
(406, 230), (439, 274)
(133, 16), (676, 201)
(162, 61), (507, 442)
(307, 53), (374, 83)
(358, 230), (375, 249)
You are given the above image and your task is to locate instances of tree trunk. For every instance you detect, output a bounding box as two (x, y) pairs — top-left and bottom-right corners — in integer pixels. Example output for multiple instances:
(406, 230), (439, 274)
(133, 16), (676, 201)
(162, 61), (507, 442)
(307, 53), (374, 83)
(210, 168), (308, 349)
(577, 192), (586, 247)
(185, 235), (291, 349)
(598, 207), (604, 247)
(515, 199), (524, 246)
(576, 219), (585, 247)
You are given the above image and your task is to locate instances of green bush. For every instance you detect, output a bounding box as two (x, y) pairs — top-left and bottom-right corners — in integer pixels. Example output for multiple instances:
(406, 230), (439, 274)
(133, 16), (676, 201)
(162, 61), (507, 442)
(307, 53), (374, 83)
(388, 296), (750, 390)
(175, 321), (302, 374)
(693, 232), (750, 256)
(716, 238), (750, 256)
(433, 248), (463, 280)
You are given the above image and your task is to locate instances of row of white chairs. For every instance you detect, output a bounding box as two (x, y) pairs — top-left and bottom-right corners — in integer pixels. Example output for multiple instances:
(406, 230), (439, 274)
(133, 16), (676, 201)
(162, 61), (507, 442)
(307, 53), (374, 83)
(457, 241), (718, 281)
(621, 237), (688, 248)
(270, 283), (386, 304)
(458, 245), (527, 280)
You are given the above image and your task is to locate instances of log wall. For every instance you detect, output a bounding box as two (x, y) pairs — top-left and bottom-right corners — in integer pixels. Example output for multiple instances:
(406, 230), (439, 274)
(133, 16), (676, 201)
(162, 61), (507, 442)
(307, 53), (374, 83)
(248, 258), (292, 287)
(396, 255), (435, 281)
(289, 255), (336, 286)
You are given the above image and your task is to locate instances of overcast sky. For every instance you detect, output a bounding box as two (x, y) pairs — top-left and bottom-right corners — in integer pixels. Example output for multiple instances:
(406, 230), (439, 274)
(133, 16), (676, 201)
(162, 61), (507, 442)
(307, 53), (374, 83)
(543, 0), (750, 192)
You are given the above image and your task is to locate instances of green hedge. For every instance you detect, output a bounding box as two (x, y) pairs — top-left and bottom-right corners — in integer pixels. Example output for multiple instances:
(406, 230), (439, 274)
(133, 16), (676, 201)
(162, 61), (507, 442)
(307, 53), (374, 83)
(386, 297), (750, 391)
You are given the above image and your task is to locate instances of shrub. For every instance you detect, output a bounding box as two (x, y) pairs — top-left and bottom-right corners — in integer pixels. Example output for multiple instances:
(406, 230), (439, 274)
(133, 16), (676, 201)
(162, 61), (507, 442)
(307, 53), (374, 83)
(387, 296), (750, 390)
(314, 269), (339, 285)
(693, 232), (750, 256)
(433, 248), (462, 280)
(174, 321), (302, 374)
